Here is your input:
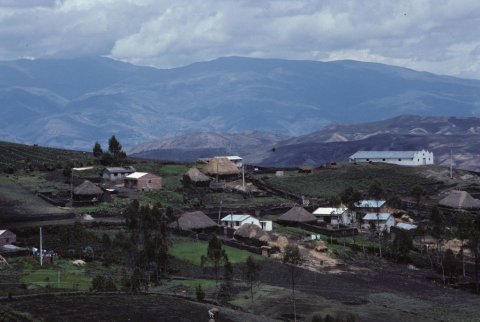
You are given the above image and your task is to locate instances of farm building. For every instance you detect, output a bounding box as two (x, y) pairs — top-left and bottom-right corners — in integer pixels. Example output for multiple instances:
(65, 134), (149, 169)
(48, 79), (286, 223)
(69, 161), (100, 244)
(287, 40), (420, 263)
(221, 214), (272, 231)
(278, 207), (317, 225)
(102, 166), (136, 182)
(202, 157), (240, 181)
(124, 172), (162, 191)
(170, 211), (218, 233)
(313, 207), (353, 226)
(215, 156), (243, 168)
(73, 180), (103, 201)
(349, 150), (434, 166)
(438, 190), (480, 210)
(0, 230), (16, 247)
(182, 168), (211, 187)
(362, 213), (395, 233)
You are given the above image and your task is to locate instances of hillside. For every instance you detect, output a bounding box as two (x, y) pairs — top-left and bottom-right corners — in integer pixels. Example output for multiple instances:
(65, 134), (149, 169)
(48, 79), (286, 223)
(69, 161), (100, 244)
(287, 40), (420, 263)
(0, 57), (479, 150)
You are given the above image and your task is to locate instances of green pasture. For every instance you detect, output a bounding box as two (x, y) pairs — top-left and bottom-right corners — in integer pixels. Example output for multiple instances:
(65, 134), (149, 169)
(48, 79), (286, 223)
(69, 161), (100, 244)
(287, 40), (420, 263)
(170, 237), (265, 265)
(20, 270), (92, 290)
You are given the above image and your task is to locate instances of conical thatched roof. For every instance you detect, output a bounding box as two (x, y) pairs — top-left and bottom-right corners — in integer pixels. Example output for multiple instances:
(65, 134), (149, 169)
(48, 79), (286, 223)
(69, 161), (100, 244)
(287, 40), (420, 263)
(299, 164), (312, 172)
(202, 157), (240, 176)
(73, 180), (103, 196)
(439, 190), (480, 210)
(278, 207), (316, 223)
(234, 223), (271, 245)
(171, 211), (218, 231)
(185, 168), (211, 183)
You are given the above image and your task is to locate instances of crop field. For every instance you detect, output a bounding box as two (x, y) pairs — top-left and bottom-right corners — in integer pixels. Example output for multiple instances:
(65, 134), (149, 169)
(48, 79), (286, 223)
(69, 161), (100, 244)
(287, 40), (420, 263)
(266, 163), (442, 198)
(0, 141), (94, 172)
(170, 237), (265, 265)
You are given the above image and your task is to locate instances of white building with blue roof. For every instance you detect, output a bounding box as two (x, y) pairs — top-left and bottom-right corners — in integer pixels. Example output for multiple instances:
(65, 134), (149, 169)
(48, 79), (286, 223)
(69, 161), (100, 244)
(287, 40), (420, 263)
(221, 214), (272, 231)
(349, 149), (433, 166)
(362, 213), (395, 232)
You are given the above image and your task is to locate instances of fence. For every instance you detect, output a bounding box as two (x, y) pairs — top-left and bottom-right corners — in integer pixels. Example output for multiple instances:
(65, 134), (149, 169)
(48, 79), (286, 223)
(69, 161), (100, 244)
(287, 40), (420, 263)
(296, 222), (359, 237)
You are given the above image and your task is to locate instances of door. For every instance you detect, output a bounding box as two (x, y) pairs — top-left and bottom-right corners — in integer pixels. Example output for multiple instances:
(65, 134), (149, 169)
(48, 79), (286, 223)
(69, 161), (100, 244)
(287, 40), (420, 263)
(423, 158), (426, 165)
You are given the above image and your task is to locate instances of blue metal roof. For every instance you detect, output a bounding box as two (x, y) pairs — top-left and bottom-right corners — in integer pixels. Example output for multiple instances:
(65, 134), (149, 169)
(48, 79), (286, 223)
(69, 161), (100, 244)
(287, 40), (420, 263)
(221, 214), (252, 222)
(363, 213), (392, 220)
(396, 223), (417, 230)
(355, 200), (386, 208)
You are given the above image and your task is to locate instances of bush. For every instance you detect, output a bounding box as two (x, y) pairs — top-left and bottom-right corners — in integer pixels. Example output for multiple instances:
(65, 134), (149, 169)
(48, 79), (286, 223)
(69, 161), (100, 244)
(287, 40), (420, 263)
(195, 283), (205, 300)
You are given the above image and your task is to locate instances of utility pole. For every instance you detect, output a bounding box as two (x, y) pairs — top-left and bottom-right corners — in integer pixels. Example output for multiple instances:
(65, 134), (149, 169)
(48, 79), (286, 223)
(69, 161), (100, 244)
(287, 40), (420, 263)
(216, 160), (219, 183)
(217, 200), (223, 224)
(242, 165), (245, 192)
(40, 227), (43, 266)
(58, 271), (60, 288)
(450, 150), (453, 179)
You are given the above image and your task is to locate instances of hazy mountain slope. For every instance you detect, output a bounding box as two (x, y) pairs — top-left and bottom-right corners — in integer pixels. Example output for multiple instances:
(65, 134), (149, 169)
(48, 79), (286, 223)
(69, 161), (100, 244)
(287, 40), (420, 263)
(0, 57), (479, 150)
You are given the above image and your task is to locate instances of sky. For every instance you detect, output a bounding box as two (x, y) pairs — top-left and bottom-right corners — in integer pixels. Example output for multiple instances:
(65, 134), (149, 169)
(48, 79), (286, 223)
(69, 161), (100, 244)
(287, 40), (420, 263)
(1, 0), (480, 79)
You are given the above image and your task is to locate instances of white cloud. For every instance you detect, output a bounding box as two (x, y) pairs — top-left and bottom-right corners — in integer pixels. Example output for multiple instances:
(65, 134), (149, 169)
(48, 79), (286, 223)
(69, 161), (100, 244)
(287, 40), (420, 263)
(0, 0), (479, 79)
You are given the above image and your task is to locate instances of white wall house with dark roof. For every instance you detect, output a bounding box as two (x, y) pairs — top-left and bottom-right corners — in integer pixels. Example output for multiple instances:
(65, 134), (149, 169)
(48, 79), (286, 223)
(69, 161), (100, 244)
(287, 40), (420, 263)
(349, 150), (434, 166)
(362, 213), (395, 232)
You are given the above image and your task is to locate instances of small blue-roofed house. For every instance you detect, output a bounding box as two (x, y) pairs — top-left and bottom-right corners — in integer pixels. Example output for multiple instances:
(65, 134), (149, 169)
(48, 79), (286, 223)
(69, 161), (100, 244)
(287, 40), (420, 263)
(363, 213), (395, 232)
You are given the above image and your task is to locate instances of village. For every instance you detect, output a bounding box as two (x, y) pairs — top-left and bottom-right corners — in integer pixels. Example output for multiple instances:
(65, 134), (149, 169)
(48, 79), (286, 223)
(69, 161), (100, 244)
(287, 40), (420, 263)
(1, 141), (480, 322)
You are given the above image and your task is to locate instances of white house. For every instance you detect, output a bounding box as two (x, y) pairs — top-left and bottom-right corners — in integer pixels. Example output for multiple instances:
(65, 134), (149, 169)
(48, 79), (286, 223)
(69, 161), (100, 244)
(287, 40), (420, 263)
(221, 214), (272, 231)
(102, 166), (136, 182)
(362, 213), (396, 232)
(312, 207), (353, 226)
(349, 150), (434, 166)
(215, 156), (243, 168)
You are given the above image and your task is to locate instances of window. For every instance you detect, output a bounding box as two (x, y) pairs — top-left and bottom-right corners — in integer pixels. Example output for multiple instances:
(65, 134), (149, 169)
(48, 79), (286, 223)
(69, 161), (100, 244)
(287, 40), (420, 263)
(383, 159), (385, 161)
(6, 238), (9, 243)
(398, 159), (401, 161)
(366, 159), (369, 161)
(114, 173), (118, 177)
(148, 179), (152, 184)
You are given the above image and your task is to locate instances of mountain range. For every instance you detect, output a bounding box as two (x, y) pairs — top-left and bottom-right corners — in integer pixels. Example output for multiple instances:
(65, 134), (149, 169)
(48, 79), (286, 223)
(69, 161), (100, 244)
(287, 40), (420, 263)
(126, 115), (480, 172)
(0, 56), (479, 150)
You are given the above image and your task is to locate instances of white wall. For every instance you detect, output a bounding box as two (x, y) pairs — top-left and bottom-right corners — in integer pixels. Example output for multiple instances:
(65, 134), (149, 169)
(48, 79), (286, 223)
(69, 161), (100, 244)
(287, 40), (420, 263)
(350, 149), (434, 166)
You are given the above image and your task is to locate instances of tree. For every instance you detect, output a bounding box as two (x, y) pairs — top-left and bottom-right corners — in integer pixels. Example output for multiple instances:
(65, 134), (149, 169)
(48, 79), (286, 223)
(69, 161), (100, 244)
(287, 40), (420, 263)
(387, 195), (403, 210)
(100, 152), (113, 166)
(93, 142), (103, 157)
(340, 186), (362, 251)
(282, 243), (306, 322)
(63, 165), (72, 178)
(195, 283), (205, 300)
(428, 205), (447, 265)
(201, 234), (228, 289)
(467, 215), (480, 293)
(243, 255), (262, 314)
(392, 229), (412, 263)
(327, 195), (342, 208)
(443, 249), (458, 283)
(453, 211), (473, 276)
(108, 135), (122, 157)
(410, 185), (427, 207)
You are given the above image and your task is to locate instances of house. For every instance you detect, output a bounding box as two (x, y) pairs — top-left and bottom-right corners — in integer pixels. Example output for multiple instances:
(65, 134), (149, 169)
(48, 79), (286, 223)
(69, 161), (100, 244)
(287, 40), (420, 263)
(170, 211), (218, 233)
(439, 190), (480, 210)
(362, 213), (395, 232)
(221, 214), (272, 231)
(215, 156), (243, 168)
(0, 230), (16, 247)
(73, 180), (104, 201)
(102, 166), (136, 182)
(202, 157), (240, 181)
(278, 207), (317, 226)
(313, 207), (353, 226)
(355, 200), (387, 214)
(182, 168), (211, 187)
(124, 172), (162, 191)
(349, 150), (434, 166)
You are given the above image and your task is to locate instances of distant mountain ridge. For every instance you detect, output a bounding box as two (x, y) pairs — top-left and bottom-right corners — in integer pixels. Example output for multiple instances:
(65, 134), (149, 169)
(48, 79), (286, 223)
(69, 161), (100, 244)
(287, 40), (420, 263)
(129, 115), (480, 172)
(0, 56), (479, 150)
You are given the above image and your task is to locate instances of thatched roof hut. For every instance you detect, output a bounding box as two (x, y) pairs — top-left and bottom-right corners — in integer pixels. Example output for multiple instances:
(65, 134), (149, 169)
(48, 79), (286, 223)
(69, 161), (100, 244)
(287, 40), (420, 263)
(299, 164), (312, 173)
(439, 190), (480, 210)
(183, 168), (211, 187)
(234, 223), (271, 246)
(170, 211), (218, 232)
(202, 157), (239, 181)
(73, 180), (103, 200)
(278, 207), (317, 224)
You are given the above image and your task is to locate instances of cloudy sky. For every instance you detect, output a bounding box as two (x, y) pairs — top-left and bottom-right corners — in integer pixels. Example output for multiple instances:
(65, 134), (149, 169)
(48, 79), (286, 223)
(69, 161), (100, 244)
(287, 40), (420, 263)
(1, 0), (480, 79)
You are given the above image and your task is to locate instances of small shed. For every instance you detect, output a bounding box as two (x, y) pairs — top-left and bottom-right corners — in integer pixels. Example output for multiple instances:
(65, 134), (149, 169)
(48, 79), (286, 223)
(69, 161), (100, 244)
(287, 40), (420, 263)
(278, 207), (317, 225)
(183, 168), (211, 187)
(124, 172), (162, 191)
(73, 180), (103, 201)
(0, 230), (16, 247)
(438, 190), (480, 210)
(362, 213), (395, 233)
(202, 157), (240, 181)
(102, 166), (136, 182)
(170, 211), (218, 233)
(313, 207), (353, 225)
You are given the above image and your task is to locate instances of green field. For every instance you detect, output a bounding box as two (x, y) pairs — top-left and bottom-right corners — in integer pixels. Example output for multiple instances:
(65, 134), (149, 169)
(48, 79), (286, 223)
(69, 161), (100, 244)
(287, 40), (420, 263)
(267, 163), (442, 198)
(20, 270), (93, 290)
(171, 237), (265, 265)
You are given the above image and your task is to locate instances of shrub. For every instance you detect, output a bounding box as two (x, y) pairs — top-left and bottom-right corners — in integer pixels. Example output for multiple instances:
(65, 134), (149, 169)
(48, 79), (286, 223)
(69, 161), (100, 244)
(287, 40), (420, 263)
(195, 283), (205, 300)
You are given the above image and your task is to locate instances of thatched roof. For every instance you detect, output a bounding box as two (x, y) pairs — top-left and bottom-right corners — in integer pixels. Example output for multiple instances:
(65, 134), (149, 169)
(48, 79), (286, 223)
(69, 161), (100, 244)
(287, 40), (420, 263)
(299, 164), (312, 172)
(234, 223), (271, 245)
(278, 207), (317, 223)
(439, 190), (480, 210)
(202, 157), (240, 176)
(171, 211), (218, 231)
(185, 168), (211, 183)
(73, 180), (103, 196)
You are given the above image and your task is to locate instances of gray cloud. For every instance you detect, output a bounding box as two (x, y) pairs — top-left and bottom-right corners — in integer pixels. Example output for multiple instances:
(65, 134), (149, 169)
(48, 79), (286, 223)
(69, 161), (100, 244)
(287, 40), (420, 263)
(0, 0), (479, 79)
